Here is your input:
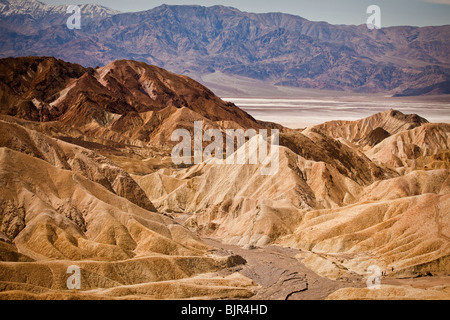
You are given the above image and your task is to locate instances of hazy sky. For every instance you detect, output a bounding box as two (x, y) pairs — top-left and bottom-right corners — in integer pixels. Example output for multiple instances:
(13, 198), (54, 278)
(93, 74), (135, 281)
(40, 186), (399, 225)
(41, 0), (450, 27)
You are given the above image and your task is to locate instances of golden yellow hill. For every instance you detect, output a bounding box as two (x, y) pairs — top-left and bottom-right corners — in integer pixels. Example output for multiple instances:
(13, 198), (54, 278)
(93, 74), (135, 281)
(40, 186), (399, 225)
(0, 142), (254, 299)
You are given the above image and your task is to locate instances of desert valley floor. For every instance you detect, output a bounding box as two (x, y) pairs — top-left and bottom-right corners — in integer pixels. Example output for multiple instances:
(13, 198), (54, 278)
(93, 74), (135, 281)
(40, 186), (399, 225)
(228, 95), (450, 129)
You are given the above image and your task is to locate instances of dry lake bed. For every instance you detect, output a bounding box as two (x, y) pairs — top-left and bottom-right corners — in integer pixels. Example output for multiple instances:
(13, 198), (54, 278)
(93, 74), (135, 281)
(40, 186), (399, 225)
(224, 95), (450, 128)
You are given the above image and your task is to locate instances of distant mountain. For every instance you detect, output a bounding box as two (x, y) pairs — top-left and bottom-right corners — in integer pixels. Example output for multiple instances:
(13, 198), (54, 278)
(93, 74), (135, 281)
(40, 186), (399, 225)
(0, 0), (118, 20)
(1, 1), (450, 95)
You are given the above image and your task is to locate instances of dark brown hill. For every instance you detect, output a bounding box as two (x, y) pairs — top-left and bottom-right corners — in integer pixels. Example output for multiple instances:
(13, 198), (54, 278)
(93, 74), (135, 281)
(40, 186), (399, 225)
(0, 56), (269, 148)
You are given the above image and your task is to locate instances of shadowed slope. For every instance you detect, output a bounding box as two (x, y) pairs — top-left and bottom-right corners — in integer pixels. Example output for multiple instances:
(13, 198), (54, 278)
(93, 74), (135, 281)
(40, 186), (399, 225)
(313, 109), (429, 148)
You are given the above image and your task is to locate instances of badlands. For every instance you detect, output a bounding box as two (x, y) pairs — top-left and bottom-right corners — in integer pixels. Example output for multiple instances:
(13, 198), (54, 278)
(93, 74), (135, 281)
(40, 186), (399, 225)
(0, 57), (448, 300)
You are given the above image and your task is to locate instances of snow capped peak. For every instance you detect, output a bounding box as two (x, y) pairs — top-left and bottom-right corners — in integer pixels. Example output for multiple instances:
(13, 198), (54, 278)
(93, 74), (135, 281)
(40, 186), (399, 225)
(0, 0), (120, 19)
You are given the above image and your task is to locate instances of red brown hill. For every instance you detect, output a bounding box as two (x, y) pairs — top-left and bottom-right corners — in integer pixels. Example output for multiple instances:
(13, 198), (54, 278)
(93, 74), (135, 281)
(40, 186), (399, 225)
(0, 56), (268, 147)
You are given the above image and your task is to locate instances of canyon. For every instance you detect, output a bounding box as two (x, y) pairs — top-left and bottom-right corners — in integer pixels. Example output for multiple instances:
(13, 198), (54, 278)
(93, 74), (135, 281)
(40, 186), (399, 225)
(0, 56), (448, 299)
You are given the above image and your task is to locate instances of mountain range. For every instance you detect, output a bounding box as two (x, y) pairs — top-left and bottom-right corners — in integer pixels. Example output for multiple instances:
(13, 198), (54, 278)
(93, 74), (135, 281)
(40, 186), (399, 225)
(1, 0), (450, 95)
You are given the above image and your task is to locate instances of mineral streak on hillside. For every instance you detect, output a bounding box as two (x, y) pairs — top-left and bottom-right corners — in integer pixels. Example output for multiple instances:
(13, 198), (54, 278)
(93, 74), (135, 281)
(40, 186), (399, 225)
(0, 56), (449, 300)
(0, 56), (273, 147)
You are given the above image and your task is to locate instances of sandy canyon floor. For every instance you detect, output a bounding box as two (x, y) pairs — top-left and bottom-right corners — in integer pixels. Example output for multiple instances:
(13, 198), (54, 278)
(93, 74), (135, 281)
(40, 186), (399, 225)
(203, 237), (450, 300)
